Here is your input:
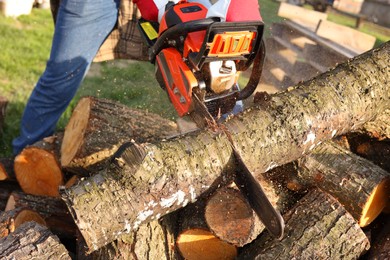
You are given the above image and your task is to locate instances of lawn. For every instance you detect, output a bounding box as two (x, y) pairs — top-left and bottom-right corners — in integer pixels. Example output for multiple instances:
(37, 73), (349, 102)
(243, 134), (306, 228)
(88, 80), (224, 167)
(0, 0), (389, 157)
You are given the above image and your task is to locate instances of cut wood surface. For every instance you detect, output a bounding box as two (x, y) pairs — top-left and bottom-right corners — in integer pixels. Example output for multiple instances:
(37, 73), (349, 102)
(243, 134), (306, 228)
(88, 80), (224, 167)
(297, 141), (390, 226)
(61, 96), (178, 174)
(61, 42), (390, 252)
(239, 189), (370, 259)
(5, 190), (77, 238)
(0, 207), (46, 238)
(204, 178), (294, 247)
(14, 145), (63, 197)
(277, 2), (327, 30)
(176, 228), (237, 260)
(316, 20), (376, 54)
(0, 222), (71, 260)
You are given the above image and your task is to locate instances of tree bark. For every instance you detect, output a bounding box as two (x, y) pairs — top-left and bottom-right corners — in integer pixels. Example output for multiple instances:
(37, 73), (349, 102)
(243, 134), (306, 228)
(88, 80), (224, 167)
(5, 190), (77, 239)
(355, 109), (390, 141)
(239, 189), (370, 259)
(0, 222), (71, 260)
(61, 42), (390, 252)
(60, 96), (178, 175)
(297, 141), (390, 227)
(0, 207), (46, 238)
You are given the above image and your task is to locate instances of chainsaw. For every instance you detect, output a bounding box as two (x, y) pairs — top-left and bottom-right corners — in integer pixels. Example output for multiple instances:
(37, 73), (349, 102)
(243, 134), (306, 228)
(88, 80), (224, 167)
(138, 0), (266, 126)
(137, 0), (284, 239)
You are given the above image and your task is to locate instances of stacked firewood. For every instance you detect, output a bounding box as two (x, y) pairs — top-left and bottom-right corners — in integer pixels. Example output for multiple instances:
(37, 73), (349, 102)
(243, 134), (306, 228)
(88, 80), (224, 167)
(0, 41), (389, 260)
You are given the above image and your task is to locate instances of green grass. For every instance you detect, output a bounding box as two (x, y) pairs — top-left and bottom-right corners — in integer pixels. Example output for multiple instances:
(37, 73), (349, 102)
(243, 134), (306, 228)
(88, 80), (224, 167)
(0, 1), (388, 157)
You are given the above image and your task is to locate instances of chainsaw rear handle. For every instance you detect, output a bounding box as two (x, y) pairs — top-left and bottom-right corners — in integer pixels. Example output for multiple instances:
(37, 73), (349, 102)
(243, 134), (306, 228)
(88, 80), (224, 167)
(149, 18), (218, 63)
(238, 39), (266, 100)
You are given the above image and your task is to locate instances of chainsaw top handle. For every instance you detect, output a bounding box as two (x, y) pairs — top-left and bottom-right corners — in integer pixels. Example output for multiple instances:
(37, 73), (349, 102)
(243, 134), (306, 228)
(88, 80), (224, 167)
(148, 17), (218, 63)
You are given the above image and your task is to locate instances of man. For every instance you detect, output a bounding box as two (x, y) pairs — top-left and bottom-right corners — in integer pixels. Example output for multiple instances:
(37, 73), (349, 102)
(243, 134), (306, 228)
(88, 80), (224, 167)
(12, 0), (261, 155)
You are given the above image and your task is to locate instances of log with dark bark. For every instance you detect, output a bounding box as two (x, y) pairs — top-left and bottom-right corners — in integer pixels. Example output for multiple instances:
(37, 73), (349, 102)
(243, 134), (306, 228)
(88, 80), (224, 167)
(14, 135), (64, 197)
(0, 207), (46, 238)
(0, 221), (71, 259)
(239, 189), (370, 259)
(297, 141), (390, 227)
(0, 182), (21, 211)
(5, 190), (77, 238)
(60, 96), (178, 175)
(61, 42), (390, 252)
(0, 158), (16, 181)
(356, 109), (390, 141)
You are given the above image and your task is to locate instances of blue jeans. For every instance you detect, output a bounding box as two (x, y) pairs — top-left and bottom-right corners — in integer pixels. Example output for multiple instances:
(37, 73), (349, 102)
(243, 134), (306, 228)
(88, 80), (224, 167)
(13, 0), (120, 155)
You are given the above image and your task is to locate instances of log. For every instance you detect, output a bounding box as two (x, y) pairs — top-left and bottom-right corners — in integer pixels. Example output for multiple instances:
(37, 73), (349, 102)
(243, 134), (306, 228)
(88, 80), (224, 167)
(239, 189), (370, 259)
(0, 96), (8, 131)
(204, 176), (295, 247)
(0, 182), (21, 211)
(61, 96), (178, 175)
(0, 221), (71, 259)
(0, 158), (16, 181)
(174, 196), (237, 259)
(365, 214), (390, 259)
(356, 108), (390, 140)
(61, 42), (390, 252)
(0, 207), (46, 238)
(5, 190), (77, 238)
(297, 141), (390, 227)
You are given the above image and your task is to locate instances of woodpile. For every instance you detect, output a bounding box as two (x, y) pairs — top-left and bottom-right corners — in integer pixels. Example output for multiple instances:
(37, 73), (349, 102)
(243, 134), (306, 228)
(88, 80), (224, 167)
(0, 41), (389, 259)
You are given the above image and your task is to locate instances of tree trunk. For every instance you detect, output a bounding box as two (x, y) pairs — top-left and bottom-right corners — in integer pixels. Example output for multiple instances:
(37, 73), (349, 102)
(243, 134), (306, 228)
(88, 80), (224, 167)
(0, 221), (71, 259)
(297, 141), (390, 227)
(14, 135), (64, 197)
(0, 207), (46, 238)
(60, 96), (178, 175)
(5, 190), (77, 239)
(239, 189), (370, 259)
(61, 42), (390, 252)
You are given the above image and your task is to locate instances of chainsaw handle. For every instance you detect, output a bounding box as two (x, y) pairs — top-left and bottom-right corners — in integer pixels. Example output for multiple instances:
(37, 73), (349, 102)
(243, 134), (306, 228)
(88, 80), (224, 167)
(149, 18), (218, 63)
(238, 39), (266, 100)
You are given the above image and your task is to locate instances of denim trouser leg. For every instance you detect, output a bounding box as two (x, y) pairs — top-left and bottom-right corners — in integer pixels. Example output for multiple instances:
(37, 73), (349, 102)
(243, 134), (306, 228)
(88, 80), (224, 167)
(12, 0), (120, 155)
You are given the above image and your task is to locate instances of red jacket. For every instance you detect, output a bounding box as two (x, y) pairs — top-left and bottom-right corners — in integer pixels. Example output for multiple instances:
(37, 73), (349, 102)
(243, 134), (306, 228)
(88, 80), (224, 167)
(132, 0), (262, 22)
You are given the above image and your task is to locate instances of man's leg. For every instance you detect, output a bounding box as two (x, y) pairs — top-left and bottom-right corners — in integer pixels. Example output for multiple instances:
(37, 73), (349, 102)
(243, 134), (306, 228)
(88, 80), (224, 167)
(12, 0), (120, 155)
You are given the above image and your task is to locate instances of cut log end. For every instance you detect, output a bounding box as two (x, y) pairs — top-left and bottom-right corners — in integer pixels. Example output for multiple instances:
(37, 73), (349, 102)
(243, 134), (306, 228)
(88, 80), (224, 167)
(176, 228), (237, 260)
(13, 209), (47, 229)
(360, 178), (390, 227)
(61, 97), (91, 167)
(205, 187), (254, 246)
(14, 147), (63, 197)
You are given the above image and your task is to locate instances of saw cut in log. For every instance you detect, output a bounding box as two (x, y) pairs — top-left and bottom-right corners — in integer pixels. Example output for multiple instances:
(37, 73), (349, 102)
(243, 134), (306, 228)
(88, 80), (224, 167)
(61, 42), (390, 252)
(5, 190), (77, 238)
(61, 96), (178, 175)
(0, 158), (16, 181)
(14, 145), (64, 197)
(297, 141), (390, 227)
(0, 221), (71, 260)
(239, 188), (370, 259)
(0, 207), (46, 238)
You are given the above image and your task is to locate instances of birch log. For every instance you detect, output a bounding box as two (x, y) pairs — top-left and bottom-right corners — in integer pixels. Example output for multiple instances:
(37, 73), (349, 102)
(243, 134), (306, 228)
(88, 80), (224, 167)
(61, 42), (390, 252)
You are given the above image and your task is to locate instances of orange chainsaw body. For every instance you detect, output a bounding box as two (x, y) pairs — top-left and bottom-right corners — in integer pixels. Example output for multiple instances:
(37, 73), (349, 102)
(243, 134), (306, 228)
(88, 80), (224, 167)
(139, 1), (265, 118)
